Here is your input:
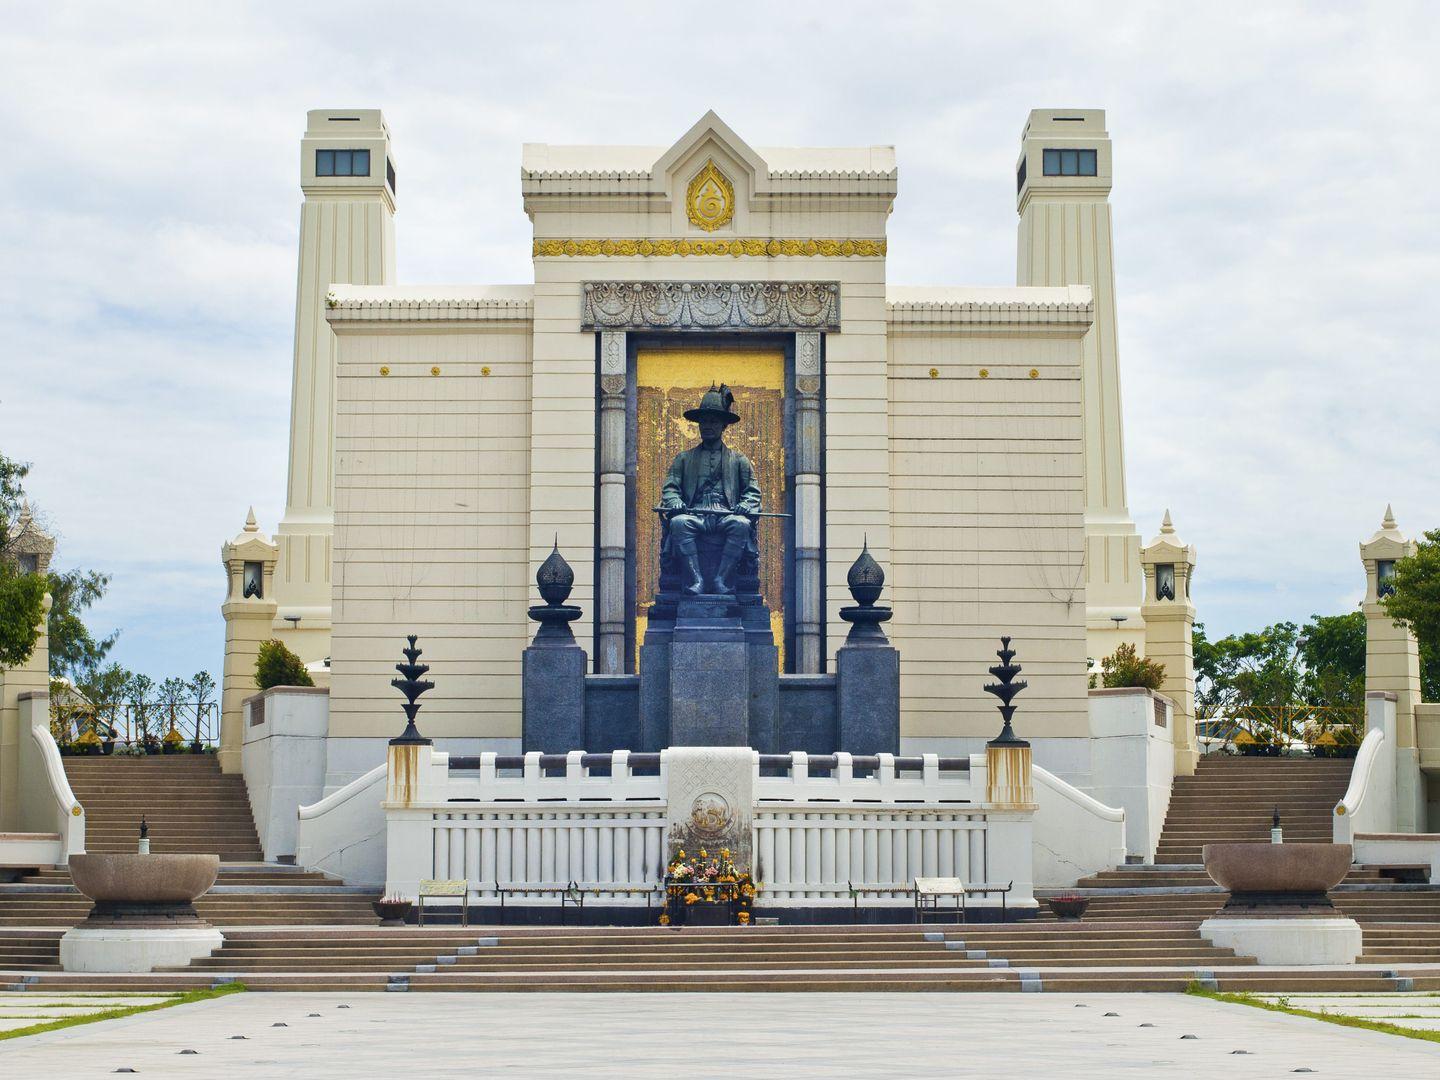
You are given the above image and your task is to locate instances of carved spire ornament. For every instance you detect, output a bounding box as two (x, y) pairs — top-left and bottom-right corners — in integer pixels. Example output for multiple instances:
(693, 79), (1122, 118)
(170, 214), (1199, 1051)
(983, 636), (1030, 747)
(389, 634), (435, 745)
(839, 538), (892, 644)
(529, 540), (583, 645)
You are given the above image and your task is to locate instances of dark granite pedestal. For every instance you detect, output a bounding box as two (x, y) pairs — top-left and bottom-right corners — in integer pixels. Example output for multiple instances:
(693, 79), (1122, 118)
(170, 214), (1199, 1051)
(670, 596), (750, 746)
(641, 590), (778, 750)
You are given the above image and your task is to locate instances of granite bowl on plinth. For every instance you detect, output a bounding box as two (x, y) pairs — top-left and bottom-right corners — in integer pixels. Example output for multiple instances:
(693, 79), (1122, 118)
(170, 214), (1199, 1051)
(1202, 843), (1351, 897)
(68, 853), (219, 906)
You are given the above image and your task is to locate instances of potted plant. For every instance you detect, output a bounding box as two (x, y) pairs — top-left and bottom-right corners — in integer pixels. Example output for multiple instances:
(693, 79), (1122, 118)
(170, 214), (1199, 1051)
(373, 895), (412, 926)
(1046, 894), (1089, 920)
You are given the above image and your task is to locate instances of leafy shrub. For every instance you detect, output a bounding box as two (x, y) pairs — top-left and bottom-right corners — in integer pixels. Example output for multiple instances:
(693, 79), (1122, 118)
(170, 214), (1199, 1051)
(1098, 642), (1167, 690)
(254, 639), (314, 690)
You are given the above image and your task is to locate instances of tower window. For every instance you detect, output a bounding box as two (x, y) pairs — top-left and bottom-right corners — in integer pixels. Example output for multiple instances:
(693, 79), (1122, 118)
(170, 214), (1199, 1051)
(315, 148), (371, 177)
(386, 157), (397, 194)
(1042, 148), (1097, 177)
(1016, 156), (1027, 194)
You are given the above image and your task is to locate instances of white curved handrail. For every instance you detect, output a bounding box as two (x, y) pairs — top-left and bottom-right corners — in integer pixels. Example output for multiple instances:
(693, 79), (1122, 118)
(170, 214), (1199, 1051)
(298, 764), (385, 820)
(30, 723), (85, 859)
(1334, 727), (1385, 842)
(1033, 764), (1126, 822)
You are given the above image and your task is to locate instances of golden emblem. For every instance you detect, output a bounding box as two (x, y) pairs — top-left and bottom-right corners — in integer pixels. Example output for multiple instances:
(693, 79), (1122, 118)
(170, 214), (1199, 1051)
(685, 159), (735, 232)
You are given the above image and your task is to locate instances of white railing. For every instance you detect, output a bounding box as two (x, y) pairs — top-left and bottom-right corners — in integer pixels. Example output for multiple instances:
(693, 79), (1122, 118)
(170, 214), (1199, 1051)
(19, 693), (85, 863)
(428, 807), (667, 901)
(756, 808), (988, 903)
(443, 750), (664, 805)
(1334, 727), (1388, 844)
(295, 764), (387, 887)
(754, 751), (974, 805)
(380, 747), (1035, 908)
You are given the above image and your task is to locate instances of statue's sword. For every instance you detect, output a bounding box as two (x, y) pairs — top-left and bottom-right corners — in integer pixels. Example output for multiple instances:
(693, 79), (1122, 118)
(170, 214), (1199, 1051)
(652, 506), (792, 518)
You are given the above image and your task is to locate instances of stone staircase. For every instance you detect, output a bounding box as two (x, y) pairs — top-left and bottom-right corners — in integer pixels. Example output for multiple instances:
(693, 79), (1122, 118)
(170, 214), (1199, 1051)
(0, 864), (378, 929)
(63, 755), (264, 860)
(1151, 755), (1352, 865)
(6, 922), (1433, 994)
(0, 756), (377, 934)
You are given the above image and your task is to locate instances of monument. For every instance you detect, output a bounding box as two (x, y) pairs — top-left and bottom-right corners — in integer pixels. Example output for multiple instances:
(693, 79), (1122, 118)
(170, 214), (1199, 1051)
(520, 378), (900, 756)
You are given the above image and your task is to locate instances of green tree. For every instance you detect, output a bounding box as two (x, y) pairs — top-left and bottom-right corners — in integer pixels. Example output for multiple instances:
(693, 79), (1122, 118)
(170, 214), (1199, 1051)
(1192, 620), (1303, 713)
(0, 450), (115, 674)
(255, 640), (314, 690)
(74, 661), (132, 738)
(1095, 642), (1167, 690)
(1383, 527), (1440, 701)
(47, 567), (117, 678)
(1296, 610), (1367, 709)
(0, 451), (45, 669)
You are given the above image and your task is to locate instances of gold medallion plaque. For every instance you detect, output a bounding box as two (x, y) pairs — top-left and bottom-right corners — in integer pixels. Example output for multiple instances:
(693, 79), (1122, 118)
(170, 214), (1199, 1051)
(685, 160), (735, 232)
(635, 346), (785, 662)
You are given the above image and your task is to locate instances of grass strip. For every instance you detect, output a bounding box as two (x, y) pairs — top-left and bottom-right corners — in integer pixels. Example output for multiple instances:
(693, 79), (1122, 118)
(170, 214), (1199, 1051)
(0, 982), (245, 1041)
(1187, 985), (1440, 1045)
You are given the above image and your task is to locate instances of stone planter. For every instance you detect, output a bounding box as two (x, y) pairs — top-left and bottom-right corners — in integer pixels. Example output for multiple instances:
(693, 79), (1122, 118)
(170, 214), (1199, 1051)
(69, 852), (220, 912)
(62, 853), (222, 973)
(1046, 896), (1089, 920)
(1200, 842), (1361, 965)
(1203, 843), (1352, 906)
(373, 899), (412, 927)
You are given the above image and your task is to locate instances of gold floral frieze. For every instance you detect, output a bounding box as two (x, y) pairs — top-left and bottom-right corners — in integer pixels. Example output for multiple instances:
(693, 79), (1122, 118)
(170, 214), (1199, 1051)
(533, 237), (886, 258)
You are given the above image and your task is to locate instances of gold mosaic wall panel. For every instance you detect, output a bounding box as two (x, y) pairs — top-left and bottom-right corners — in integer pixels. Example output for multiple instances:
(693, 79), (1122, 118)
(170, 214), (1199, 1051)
(635, 347), (786, 656)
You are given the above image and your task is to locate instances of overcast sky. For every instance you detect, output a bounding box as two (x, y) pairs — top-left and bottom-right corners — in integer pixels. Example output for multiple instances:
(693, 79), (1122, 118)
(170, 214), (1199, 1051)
(1, 1), (1436, 683)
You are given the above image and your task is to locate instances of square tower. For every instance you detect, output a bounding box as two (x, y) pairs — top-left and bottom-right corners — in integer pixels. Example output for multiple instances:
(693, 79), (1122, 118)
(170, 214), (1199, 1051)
(1016, 110), (1143, 661)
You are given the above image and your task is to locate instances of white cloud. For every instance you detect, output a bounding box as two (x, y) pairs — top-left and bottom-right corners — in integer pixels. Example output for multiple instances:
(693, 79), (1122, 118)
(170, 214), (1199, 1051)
(0, 0), (1436, 679)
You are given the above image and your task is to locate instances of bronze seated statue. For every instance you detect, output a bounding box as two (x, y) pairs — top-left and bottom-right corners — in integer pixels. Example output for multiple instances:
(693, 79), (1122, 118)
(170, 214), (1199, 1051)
(656, 384), (762, 596)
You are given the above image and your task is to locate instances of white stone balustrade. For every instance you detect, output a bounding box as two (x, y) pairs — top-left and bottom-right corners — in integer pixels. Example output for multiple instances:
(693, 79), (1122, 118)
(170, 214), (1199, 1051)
(382, 747), (1041, 911)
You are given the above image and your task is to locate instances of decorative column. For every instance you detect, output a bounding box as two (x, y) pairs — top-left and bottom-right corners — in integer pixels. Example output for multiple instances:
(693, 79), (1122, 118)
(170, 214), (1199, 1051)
(793, 330), (823, 673)
(983, 637), (1035, 810)
(219, 509), (278, 775)
(521, 543), (587, 753)
(1139, 510), (1199, 776)
(1360, 505), (1423, 831)
(596, 330), (627, 673)
(835, 542), (899, 754)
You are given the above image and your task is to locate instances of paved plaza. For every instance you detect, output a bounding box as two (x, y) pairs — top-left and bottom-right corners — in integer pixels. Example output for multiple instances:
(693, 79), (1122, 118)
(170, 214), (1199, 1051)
(2, 992), (1438, 1077)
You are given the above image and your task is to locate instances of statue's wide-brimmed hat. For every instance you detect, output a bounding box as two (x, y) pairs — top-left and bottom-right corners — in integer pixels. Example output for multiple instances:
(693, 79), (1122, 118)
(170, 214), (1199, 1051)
(684, 384), (741, 426)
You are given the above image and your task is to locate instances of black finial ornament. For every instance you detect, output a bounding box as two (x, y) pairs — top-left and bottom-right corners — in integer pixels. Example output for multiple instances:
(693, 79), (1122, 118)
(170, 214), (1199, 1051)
(839, 538), (892, 644)
(528, 541), (583, 645)
(983, 636), (1030, 747)
(389, 635), (434, 745)
(1273, 806), (1281, 829)
(139, 816), (148, 840)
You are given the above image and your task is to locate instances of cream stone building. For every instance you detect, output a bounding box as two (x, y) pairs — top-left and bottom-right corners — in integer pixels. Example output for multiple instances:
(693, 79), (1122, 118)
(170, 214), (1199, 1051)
(224, 107), (1164, 794)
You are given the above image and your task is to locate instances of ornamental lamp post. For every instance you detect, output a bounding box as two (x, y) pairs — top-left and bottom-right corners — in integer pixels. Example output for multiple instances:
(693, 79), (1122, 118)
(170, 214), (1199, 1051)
(387, 635), (435, 809)
(982, 636), (1034, 809)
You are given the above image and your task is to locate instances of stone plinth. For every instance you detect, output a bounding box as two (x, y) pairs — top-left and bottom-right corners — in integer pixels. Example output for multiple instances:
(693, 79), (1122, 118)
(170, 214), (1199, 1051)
(668, 596), (751, 747)
(835, 643), (900, 756)
(1199, 917), (1362, 966)
(664, 747), (755, 869)
(986, 744), (1034, 810)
